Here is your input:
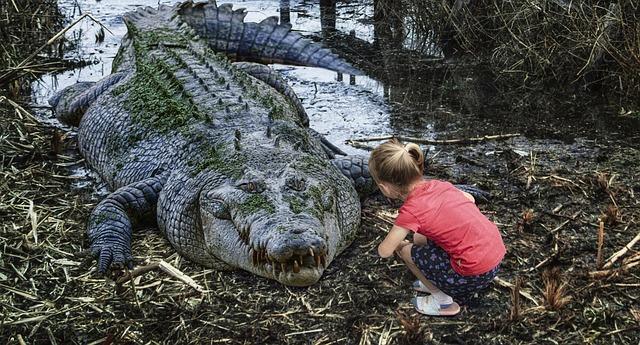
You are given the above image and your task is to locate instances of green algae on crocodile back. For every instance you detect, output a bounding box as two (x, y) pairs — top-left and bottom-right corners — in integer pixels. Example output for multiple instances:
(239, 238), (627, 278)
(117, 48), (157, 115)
(48, 1), (377, 286)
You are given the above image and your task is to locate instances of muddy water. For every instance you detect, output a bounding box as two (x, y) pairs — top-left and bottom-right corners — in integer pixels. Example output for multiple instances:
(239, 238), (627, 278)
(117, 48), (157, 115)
(29, 0), (640, 164)
(30, 0), (393, 155)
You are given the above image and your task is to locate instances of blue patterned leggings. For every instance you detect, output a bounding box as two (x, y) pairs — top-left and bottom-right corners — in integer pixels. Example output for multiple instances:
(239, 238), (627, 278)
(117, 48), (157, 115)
(411, 242), (499, 304)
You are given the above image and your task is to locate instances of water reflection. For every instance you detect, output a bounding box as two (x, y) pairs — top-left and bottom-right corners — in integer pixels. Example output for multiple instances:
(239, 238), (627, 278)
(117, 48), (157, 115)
(29, 0), (639, 149)
(316, 0), (640, 140)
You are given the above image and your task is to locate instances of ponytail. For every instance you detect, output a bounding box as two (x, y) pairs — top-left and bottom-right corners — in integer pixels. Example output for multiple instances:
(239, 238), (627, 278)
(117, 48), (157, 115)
(368, 139), (425, 190)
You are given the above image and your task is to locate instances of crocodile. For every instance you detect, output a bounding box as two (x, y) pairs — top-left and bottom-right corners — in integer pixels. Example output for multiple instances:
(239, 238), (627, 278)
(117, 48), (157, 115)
(50, 0), (377, 286)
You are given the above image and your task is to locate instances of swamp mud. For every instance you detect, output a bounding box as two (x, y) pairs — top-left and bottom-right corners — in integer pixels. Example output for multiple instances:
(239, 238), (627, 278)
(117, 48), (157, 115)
(1, 0), (640, 344)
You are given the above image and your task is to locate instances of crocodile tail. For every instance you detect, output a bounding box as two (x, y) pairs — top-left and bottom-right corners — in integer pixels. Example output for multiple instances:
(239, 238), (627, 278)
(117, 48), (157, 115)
(178, 1), (363, 75)
(49, 72), (128, 126)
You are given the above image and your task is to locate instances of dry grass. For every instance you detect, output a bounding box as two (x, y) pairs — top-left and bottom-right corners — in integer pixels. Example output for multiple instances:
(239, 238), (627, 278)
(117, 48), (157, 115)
(382, 0), (640, 107)
(3, 95), (640, 344)
(1, 1), (640, 343)
(0, 0), (71, 95)
(542, 268), (572, 311)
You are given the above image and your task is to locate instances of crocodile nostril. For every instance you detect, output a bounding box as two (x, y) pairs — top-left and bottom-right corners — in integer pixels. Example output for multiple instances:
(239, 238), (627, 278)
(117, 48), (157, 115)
(291, 228), (305, 234)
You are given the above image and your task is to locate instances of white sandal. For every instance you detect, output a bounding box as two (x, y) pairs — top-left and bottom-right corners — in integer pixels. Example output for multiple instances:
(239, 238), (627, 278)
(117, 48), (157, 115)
(412, 280), (432, 293)
(411, 295), (460, 316)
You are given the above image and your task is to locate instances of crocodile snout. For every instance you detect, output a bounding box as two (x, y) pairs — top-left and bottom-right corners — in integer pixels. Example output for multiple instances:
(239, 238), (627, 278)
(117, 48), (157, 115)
(248, 217), (331, 286)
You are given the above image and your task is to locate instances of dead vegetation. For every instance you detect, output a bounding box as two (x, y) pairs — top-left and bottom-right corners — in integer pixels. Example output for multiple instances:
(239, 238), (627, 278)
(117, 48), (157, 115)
(0, 0), (64, 94)
(1, 0), (639, 344)
(380, 0), (640, 108)
(2, 95), (640, 343)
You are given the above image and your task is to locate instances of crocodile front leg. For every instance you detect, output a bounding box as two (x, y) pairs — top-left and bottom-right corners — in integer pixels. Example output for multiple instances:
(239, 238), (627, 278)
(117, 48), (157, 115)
(87, 175), (165, 272)
(332, 156), (378, 197)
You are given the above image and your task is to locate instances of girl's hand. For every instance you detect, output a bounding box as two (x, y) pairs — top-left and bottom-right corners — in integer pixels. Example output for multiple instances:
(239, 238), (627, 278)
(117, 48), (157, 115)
(398, 240), (412, 248)
(378, 225), (411, 258)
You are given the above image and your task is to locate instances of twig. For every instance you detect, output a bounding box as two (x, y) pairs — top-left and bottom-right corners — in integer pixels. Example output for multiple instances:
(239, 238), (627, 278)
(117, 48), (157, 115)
(589, 260), (640, 279)
(603, 231), (640, 269)
(116, 263), (160, 284)
(124, 266), (143, 311)
(494, 277), (539, 306)
(116, 260), (204, 292)
(596, 221), (605, 269)
(347, 133), (521, 146)
(158, 260), (204, 292)
(509, 276), (521, 320)
(0, 96), (39, 122)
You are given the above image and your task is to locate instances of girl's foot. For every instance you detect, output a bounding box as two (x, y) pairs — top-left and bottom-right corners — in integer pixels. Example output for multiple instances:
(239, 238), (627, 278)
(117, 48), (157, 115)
(412, 279), (432, 293)
(412, 280), (454, 305)
(411, 295), (460, 316)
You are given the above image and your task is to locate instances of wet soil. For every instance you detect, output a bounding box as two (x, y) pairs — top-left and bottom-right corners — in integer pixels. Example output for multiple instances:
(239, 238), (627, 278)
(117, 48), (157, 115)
(1, 1), (640, 344)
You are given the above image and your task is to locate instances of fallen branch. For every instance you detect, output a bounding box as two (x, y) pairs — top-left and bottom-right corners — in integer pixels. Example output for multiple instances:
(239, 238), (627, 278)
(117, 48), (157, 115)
(589, 260), (640, 279)
(603, 231), (640, 269)
(347, 133), (521, 146)
(116, 260), (204, 293)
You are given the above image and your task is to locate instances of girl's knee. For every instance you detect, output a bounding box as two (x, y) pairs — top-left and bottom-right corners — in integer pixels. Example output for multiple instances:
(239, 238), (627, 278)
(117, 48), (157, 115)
(399, 243), (414, 261)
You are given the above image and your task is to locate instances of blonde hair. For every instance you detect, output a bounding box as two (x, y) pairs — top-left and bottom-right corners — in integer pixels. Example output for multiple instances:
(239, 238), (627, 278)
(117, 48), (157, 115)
(368, 139), (424, 191)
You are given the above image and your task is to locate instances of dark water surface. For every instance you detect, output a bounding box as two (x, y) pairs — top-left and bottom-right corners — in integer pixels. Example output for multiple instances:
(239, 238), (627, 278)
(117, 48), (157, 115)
(29, 0), (640, 154)
(30, 0), (389, 155)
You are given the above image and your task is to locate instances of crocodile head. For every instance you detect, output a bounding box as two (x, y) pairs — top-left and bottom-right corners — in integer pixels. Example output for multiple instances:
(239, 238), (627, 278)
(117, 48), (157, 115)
(198, 150), (359, 286)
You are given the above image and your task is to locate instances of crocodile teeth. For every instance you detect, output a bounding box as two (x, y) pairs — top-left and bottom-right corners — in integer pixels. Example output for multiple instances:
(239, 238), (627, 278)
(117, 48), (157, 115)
(293, 260), (300, 273)
(309, 248), (314, 257)
(320, 255), (326, 268)
(281, 262), (286, 273)
(251, 250), (257, 266)
(314, 254), (321, 268)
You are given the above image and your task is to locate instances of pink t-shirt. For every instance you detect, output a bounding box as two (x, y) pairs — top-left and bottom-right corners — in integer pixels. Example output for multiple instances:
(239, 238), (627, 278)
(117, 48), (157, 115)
(395, 180), (505, 276)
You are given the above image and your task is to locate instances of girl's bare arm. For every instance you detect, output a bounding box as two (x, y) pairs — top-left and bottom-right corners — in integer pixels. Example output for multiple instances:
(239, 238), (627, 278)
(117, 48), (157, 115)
(378, 225), (411, 258)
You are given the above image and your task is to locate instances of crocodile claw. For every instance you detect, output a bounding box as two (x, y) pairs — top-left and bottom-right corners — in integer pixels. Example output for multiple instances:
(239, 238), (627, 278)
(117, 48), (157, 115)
(90, 240), (134, 274)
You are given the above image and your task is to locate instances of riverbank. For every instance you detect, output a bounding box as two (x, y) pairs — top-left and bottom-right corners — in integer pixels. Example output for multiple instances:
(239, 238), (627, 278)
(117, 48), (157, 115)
(1, 1), (639, 344)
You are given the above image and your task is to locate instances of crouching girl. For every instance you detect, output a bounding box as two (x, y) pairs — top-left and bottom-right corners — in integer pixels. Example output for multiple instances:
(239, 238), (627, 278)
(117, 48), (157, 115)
(369, 139), (505, 316)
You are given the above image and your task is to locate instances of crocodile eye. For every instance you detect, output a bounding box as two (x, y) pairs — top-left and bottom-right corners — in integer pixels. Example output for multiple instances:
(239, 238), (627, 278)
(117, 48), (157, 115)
(286, 177), (306, 191)
(204, 199), (230, 220)
(321, 192), (335, 211)
(238, 180), (265, 193)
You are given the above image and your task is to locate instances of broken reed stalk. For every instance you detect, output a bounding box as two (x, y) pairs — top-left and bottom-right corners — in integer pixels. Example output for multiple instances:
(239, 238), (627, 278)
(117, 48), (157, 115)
(347, 133), (520, 146)
(0, 13), (112, 85)
(603, 231), (640, 269)
(116, 260), (204, 293)
(494, 277), (539, 306)
(0, 96), (39, 122)
(509, 276), (521, 321)
(590, 259), (640, 279)
(596, 221), (605, 269)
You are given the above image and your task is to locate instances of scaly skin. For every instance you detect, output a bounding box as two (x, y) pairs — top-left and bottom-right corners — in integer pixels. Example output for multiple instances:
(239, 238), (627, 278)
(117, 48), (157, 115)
(51, 1), (373, 286)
